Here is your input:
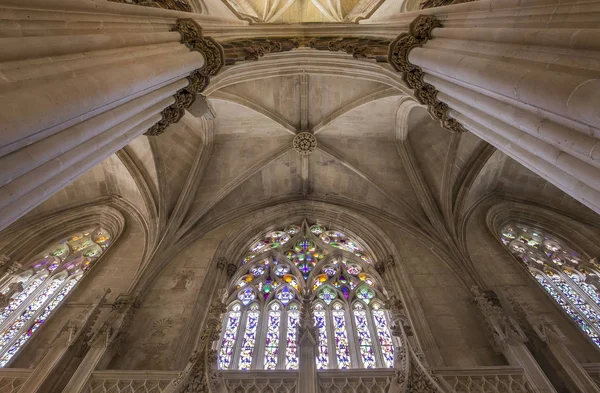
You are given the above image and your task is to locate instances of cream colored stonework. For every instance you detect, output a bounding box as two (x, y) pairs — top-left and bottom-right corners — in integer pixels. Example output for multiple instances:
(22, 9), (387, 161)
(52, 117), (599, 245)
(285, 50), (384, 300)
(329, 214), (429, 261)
(0, 0), (599, 392)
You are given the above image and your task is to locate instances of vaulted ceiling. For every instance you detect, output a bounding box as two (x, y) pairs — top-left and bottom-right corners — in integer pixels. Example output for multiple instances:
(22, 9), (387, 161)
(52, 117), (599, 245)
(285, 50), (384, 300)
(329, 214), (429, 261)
(15, 49), (597, 291)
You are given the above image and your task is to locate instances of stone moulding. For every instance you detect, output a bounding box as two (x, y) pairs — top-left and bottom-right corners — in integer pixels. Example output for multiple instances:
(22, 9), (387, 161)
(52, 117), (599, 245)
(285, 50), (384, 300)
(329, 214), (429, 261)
(145, 19), (224, 136)
(388, 15), (466, 133)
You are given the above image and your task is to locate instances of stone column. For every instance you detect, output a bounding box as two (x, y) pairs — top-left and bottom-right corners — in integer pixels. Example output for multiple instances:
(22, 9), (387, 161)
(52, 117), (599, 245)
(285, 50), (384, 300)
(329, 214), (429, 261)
(386, 1), (600, 214)
(0, 1), (225, 230)
(471, 287), (557, 393)
(18, 289), (110, 393)
(61, 294), (139, 393)
(507, 293), (600, 393)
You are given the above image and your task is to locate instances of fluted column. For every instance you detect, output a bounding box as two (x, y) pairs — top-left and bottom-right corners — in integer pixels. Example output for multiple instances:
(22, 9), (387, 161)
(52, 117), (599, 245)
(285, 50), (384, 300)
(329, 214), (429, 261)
(387, 0), (600, 214)
(0, 1), (226, 230)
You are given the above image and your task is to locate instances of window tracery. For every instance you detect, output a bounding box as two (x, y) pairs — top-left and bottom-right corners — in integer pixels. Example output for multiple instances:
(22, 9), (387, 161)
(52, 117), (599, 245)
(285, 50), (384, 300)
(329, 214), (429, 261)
(0, 227), (111, 366)
(500, 223), (600, 347)
(218, 221), (396, 371)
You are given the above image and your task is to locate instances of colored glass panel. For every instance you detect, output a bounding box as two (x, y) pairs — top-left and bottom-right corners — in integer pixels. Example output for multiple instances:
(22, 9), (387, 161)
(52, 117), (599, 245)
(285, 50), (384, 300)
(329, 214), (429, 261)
(276, 286), (294, 305)
(353, 308), (376, 368)
(0, 275), (47, 325)
(0, 277), (65, 353)
(218, 308), (241, 370)
(318, 287), (336, 305)
(356, 286), (375, 304)
(238, 288), (256, 306)
(286, 309), (299, 370)
(238, 309), (260, 370)
(332, 306), (351, 369)
(0, 277), (79, 367)
(264, 307), (281, 370)
(535, 274), (600, 345)
(373, 310), (394, 368)
(314, 307), (329, 369)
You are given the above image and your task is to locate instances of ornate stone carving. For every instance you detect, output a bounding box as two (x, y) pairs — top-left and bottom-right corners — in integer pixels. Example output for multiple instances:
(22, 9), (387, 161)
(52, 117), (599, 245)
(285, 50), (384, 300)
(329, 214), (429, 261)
(172, 270), (195, 290)
(5, 261), (21, 275)
(145, 20), (224, 136)
(471, 286), (526, 353)
(169, 298), (226, 393)
(505, 292), (565, 344)
(374, 261), (385, 275)
(0, 255), (9, 268)
(226, 263), (237, 278)
(177, 20), (224, 79)
(308, 36), (390, 61)
(420, 0), (476, 9)
(216, 257), (227, 270)
(293, 132), (317, 155)
(108, 0), (192, 12)
(385, 254), (395, 267)
(298, 290), (319, 339)
(220, 38), (300, 65)
(91, 294), (139, 351)
(389, 15), (466, 133)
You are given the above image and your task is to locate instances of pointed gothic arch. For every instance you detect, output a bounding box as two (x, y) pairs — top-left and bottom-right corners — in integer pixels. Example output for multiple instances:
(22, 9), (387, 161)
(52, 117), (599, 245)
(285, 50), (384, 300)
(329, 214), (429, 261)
(497, 222), (600, 348)
(217, 220), (397, 371)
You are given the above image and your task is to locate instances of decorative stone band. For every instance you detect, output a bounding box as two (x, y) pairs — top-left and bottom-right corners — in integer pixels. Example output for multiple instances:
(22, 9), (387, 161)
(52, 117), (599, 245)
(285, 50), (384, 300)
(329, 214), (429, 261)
(388, 15), (466, 133)
(145, 19), (224, 136)
(108, 0), (192, 12)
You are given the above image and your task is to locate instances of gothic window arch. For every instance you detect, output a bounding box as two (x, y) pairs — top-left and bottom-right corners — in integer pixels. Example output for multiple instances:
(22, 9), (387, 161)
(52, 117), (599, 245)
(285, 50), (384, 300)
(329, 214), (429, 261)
(217, 222), (396, 371)
(0, 227), (112, 366)
(499, 223), (600, 347)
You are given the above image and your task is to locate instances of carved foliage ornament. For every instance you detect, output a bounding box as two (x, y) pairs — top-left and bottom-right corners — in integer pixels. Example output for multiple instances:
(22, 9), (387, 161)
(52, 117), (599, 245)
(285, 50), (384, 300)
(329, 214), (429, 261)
(145, 20), (224, 136)
(293, 132), (317, 155)
(389, 15), (466, 133)
(108, 0), (192, 11)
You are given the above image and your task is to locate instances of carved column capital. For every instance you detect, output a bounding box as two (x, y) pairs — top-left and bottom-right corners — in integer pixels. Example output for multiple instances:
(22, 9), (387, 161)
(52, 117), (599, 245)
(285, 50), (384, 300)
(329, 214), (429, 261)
(177, 19), (224, 78)
(389, 15), (466, 134)
(145, 19), (224, 136)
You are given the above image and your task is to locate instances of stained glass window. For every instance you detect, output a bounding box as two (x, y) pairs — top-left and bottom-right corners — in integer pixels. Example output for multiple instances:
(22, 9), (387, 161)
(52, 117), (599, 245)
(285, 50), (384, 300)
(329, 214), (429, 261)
(264, 303), (281, 370)
(239, 303), (260, 370)
(331, 304), (351, 369)
(314, 303), (329, 369)
(218, 304), (241, 370)
(218, 221), (395, 371)
(372, 303), (394, 368)
(286, 304), (300, 370)
(500, 223), (600, 348)
(0, 227), (110, 367)
(353, 303), (376, 368)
